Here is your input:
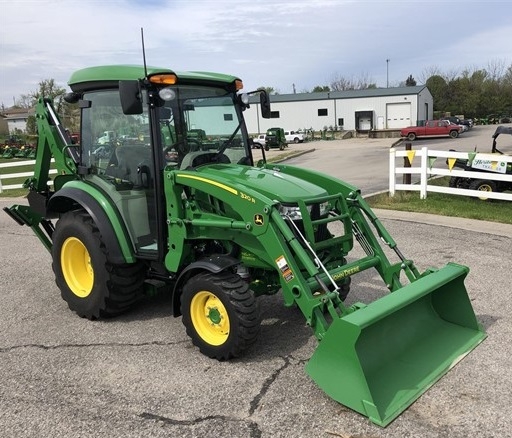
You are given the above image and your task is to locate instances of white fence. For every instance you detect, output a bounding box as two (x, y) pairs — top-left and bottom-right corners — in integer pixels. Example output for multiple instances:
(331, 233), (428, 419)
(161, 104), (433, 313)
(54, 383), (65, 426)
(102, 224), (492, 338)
(0, 159), (56, 193)
(389, 147), (512, 201)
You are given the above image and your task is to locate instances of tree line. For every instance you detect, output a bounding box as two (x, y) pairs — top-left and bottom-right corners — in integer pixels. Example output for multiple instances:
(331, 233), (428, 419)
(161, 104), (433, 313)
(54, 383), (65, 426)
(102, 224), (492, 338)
(261, 60), (512, 119)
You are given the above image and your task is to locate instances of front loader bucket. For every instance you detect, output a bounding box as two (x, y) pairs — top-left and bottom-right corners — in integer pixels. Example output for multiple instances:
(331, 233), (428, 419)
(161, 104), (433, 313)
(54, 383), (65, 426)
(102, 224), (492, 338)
(306, 262), (486, 427)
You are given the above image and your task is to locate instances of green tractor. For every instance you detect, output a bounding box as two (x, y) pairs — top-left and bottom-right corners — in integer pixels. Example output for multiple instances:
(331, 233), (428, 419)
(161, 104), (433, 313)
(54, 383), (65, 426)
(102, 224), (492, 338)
(2, 145), (18, 158)
(4, 64), (485, 427)
(265, 127), (287, 151)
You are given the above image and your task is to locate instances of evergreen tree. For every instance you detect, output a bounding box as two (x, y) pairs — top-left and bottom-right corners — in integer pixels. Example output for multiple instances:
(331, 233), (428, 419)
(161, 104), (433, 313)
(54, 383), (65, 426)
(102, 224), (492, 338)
(405, 75), (417, 86)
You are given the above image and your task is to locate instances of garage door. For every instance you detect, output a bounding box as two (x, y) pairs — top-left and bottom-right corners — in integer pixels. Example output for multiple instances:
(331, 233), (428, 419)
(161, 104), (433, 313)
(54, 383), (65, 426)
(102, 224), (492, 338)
(386, 103), (411, 128)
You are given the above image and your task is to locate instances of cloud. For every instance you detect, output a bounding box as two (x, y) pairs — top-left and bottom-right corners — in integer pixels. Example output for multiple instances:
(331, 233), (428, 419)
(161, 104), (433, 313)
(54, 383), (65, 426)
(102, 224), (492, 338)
(1, 0), (511, 107)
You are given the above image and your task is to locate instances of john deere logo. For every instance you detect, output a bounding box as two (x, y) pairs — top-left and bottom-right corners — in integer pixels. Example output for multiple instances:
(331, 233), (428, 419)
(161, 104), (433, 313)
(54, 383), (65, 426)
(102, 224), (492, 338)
(254, 214), (264, 226)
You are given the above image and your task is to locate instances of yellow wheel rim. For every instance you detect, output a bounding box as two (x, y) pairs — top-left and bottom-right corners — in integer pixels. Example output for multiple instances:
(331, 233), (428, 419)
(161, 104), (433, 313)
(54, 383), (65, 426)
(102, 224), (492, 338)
(190, 291), (230, 346)
(61, 237), (94, 298)
(477, 184), (492, 200)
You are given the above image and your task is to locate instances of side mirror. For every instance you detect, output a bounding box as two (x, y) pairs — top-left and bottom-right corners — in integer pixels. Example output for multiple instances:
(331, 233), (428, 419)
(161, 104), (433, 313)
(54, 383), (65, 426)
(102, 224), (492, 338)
(260, 91), (271, 119)
(119, 80), (143, 115)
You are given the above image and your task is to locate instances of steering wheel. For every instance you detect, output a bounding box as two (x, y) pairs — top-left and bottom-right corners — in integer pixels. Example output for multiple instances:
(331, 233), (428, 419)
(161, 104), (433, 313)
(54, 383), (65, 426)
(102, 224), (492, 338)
(166, 138), (203, 158)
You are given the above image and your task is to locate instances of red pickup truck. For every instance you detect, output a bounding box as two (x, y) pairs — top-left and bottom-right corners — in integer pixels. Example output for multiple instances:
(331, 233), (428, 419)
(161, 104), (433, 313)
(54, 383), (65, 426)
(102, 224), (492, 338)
(400, 120), (462, 141)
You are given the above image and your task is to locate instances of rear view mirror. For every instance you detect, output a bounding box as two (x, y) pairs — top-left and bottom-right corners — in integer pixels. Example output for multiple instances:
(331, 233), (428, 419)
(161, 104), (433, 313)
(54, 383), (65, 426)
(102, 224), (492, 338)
(119, 80), (143, 115)
(260, 91), (271, 119)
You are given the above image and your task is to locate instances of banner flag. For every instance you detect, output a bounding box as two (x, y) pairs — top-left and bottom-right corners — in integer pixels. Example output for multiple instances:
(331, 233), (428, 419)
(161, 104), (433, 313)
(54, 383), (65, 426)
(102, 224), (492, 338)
(406, 150), (416, 165)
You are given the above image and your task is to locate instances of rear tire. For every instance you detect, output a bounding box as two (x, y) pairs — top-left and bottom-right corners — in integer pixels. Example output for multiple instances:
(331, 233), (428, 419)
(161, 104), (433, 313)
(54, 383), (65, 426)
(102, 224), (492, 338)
(181, 271), (261, 360)
(449, 176), (469, 189)
(52, 210), (144, 319)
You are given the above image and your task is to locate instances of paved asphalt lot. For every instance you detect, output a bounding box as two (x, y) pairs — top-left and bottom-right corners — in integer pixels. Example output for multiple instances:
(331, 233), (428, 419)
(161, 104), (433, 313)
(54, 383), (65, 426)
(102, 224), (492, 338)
(1, 125), (511, 437)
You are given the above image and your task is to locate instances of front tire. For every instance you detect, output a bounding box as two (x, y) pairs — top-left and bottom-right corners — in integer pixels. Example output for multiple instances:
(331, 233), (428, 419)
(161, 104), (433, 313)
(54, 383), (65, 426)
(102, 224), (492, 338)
(449, 130), (459, 138)
(407, 132), (416, 141)
(181, 271), (261, 360)
(52, 210), (144, 319)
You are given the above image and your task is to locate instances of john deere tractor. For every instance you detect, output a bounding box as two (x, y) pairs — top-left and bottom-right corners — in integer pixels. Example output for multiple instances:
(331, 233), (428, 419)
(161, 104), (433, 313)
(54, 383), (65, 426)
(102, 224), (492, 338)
(4, 65), (485, 427)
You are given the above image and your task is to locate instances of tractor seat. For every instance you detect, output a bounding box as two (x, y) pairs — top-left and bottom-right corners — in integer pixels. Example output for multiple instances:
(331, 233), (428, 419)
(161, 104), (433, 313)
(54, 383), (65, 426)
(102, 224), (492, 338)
(109, 145), (152, 187)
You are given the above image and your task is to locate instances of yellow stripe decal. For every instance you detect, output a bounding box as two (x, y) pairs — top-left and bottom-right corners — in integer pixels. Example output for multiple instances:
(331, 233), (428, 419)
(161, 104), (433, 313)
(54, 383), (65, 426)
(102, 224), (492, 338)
(177, 174), (238, 195)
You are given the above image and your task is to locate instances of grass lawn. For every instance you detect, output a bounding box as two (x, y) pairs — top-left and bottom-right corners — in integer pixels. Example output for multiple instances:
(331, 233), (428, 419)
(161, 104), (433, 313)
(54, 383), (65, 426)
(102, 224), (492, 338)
(366, 177), (512, 225)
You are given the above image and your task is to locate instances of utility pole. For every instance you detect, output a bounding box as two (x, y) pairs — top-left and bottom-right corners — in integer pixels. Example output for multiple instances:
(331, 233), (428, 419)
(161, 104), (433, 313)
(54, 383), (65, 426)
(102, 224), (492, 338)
(386, 59), (390, 88)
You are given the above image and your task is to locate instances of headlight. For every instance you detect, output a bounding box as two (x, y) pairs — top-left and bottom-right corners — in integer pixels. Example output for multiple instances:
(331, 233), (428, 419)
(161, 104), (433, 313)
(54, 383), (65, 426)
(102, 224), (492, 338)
(158, 87), (176, 101)
(279, 201), (330, 220)
(318, 201), (330, 216)
(279, 204), (307, 220)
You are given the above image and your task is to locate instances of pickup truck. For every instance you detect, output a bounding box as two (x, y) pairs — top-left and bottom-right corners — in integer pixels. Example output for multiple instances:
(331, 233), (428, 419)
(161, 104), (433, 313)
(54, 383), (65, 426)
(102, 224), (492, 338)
(252, 134), (266, 148)
(400, 120), (462, 141)
(284, 130), (305, 143)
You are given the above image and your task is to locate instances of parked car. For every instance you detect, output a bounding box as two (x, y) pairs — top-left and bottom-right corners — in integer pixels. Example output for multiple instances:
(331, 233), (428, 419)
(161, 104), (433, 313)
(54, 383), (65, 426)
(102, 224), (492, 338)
(252, 134), (266, 148)
(284, 130), (305, 144)
(400, 120), (462, 141)
(442, 116), (473, 129)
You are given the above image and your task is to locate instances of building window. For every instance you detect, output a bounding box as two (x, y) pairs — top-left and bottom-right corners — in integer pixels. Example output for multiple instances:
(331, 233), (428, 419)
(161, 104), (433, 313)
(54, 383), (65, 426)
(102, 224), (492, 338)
(338, 118), (344, 127)
(318, 108), (328, 116)
(270, 111), (280, 118)
(224, 113), (233, 121)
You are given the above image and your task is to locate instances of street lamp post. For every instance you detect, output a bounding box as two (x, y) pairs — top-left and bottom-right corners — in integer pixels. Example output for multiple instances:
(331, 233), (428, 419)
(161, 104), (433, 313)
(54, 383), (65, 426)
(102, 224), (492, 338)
(386, 59), (390, 88)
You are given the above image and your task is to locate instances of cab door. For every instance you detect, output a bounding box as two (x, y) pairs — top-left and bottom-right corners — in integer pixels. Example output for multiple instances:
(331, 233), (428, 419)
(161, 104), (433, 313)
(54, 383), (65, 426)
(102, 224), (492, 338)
(80, 89), (159, 256)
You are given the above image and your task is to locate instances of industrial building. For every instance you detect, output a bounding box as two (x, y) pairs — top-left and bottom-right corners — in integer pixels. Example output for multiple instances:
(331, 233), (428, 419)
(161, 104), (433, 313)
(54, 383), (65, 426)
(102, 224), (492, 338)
(245, 85), (433, 135)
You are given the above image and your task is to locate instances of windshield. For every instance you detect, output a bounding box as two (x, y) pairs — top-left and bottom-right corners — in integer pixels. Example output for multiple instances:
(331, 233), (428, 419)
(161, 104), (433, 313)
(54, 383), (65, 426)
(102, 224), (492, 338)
(159, 86), (251, 169)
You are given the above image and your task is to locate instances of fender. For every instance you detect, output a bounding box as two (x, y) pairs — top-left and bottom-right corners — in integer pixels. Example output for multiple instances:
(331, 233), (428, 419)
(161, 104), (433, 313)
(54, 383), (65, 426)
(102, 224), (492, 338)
(171, 254), (240, 317)
(47, 185), (135, 264)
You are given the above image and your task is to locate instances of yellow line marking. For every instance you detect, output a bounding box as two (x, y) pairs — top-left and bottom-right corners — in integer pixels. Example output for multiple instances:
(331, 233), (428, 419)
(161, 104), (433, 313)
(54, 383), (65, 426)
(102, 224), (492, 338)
(177, 174), (238, 195)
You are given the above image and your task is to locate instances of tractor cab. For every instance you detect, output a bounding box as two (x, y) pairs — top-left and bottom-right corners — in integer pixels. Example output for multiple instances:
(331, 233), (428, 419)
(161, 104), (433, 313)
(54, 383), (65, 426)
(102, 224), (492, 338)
(65, 66), (270, 258)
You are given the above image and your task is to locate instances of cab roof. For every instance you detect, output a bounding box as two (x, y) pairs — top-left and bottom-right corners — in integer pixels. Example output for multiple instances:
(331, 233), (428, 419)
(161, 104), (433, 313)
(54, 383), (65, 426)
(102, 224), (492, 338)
(68, 65), (241, 93)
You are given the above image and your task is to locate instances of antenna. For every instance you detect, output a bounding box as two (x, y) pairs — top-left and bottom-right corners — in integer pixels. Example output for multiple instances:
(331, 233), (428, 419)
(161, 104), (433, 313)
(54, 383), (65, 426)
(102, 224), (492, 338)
(141, 27), (148, 78)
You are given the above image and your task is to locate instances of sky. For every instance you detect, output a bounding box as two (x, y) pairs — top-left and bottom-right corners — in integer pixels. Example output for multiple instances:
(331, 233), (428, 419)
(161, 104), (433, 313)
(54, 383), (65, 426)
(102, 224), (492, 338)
(0, 0), (511, 108)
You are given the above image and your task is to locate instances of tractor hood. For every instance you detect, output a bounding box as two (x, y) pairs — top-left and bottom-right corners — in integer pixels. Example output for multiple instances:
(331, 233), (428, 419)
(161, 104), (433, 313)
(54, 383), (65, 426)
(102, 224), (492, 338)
(183, 164), (328, 203)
